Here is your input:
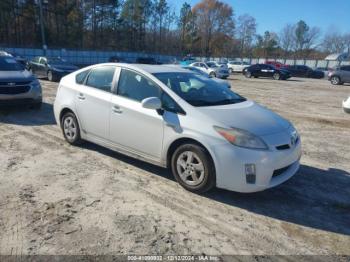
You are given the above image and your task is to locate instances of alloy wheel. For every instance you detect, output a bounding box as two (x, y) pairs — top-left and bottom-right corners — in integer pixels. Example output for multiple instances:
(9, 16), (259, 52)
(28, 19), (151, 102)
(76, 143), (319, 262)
(176, 151), (205, 186)
(63, 116), (77, 141)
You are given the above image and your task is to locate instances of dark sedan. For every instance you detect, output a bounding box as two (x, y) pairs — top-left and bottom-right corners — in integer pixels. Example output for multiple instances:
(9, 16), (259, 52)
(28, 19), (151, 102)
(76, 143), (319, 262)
(286, 65), (324, 79)
(243, 64), (291, 80)
(28, 57), (78, 82)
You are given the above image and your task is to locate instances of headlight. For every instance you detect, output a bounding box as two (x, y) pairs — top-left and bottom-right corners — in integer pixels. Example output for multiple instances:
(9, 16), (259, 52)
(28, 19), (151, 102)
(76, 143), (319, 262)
(214, 126), (268, 150)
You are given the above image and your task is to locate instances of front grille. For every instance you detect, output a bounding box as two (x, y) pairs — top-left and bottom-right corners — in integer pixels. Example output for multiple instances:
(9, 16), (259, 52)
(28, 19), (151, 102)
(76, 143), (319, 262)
(0, 84), (31, 95)
(272, 163), (293, 177)
(276, 144), (290, 150)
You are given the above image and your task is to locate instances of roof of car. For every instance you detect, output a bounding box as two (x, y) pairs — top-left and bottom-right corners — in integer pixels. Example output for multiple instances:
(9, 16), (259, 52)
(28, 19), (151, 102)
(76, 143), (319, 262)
(116, 63), (190, 74)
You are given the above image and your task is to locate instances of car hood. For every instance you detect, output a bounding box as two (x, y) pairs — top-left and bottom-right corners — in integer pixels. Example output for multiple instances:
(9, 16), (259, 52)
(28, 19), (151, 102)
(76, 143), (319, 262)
(197, 100), (291, 136)
(50, 64), (78, 70)
(212, 78), (230, 87)
(0, 70), (35, 82)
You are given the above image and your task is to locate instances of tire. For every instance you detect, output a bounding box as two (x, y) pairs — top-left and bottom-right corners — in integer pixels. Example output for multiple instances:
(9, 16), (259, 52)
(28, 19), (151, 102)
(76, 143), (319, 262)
(209, 72), (216, 78)
(171, 143), (216, 193)
(273, 72), (281, 80)
(245, 71), (252, 78)
(330, 76), (342, 85)
(47, 70), (56, 82)
(228, 68), (233, 74)
(61, 112), (83, 145)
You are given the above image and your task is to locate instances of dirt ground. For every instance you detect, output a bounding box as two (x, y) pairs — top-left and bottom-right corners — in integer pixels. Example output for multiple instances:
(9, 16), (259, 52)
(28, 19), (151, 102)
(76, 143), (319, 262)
(0, 74), (349, 256)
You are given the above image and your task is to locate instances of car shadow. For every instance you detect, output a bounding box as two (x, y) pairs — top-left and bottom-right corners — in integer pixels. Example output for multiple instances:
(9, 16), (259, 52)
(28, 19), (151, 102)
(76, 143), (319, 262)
(80, 141), (350, 236)
(0, 102), (56, 126)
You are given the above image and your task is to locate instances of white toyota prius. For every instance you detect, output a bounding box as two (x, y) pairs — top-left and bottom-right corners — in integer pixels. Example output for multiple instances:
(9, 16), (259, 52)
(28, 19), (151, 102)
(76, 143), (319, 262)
(54, 63), (301, 193)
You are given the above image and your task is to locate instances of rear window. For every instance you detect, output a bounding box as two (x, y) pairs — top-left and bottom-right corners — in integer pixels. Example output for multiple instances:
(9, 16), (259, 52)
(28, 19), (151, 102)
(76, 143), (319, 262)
(75, 69), (90, 84)
(0, 57), (24, 71)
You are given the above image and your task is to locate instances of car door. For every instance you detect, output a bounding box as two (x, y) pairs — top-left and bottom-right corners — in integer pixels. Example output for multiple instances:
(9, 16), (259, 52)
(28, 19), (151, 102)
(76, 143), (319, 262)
(341, 66), (350, 82)
(75, 65), (116, 140)
(260, 65), (274, 77)
(38, 57), (48, 77)
(30, 57), (40, 75)
(109, 68), (164, 159)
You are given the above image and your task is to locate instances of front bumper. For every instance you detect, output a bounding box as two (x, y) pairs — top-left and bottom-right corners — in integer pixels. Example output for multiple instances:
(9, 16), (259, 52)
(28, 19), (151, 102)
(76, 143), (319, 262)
(217, 72), (229, 79)
(0, 86), (42, 106)
(343, 100), (350, 114)
(212, 129), (302, 193)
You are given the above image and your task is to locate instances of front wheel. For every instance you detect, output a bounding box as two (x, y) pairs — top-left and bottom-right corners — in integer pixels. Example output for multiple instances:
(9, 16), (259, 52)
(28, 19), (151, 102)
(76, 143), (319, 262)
(61, 112), (83, 145)
(171, 144), (216, 193)
(47, 70), (56, 82)
(273, 73), (281, 80)
(330, 76), (342, 85)
(209, 72), (216, 78)
(228, 68), (233, 74)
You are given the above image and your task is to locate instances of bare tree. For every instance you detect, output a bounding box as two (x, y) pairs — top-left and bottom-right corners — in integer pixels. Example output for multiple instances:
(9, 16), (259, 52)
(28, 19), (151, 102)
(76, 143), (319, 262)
(236, 14), (256, 57)
(279, 23), (295, 54)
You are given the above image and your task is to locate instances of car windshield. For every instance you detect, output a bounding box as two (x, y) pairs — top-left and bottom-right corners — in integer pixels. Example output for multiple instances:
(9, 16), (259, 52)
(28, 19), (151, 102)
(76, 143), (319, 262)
(206, 62), (218, 68)
(153, 72), (246, 107)
(0, 57), (24, 71)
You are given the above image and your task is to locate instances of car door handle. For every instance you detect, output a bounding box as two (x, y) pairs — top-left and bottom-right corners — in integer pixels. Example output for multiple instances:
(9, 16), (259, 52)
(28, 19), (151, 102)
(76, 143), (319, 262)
(77, 93), (85, 100)
(112, 105), (123, 114)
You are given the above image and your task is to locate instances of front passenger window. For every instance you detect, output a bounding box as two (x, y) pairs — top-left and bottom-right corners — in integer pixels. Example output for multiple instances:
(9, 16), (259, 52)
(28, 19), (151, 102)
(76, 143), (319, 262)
(85, 66), (115, 92)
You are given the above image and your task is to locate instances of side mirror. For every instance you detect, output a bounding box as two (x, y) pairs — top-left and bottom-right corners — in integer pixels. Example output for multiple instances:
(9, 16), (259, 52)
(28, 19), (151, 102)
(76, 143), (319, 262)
(141, 97), (162, 110)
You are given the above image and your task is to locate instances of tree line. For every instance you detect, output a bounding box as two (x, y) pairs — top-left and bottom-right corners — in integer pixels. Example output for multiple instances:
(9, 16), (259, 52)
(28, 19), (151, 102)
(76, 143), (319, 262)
(0, 0), (349, 59)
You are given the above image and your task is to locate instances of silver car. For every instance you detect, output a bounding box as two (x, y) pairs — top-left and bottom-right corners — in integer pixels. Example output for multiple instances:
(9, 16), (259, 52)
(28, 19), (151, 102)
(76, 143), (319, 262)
(0, 56), (42, 108)
(328, 65), (350, 85)
(54, 63), (301, 193)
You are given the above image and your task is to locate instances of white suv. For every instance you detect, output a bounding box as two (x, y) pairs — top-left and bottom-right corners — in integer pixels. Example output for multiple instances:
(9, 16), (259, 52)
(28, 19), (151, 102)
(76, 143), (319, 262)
(227, 61), (250, 73)
(54, 63), (301, 193)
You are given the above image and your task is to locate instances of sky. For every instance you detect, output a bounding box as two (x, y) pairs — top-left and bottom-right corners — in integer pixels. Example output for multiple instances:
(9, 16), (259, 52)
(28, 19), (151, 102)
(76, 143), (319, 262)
(170, 0), (350, 35)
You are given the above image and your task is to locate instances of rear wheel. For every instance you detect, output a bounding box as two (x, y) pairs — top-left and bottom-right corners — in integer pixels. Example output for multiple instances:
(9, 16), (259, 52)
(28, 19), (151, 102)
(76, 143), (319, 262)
(245, 71), (252, 78)
(209, 71), (216, 78)
(61, 112), (83, 145)
(330, 76), (342, 85)
(47, 70), (57, 82)
(171, 144), (215, 193)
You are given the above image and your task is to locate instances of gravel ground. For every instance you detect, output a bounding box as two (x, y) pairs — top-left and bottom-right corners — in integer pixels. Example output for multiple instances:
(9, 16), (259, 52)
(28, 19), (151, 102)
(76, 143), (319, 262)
(0, 74), (349, 256)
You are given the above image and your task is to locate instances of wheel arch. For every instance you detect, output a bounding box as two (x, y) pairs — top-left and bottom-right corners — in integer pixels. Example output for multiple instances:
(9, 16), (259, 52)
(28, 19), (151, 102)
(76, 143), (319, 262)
(59, 107), (82, 131)
(165, 137), (216, 173)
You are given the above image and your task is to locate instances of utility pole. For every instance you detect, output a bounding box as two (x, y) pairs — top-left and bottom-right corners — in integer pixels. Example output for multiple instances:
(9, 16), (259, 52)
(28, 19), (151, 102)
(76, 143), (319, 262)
(38, 0), (47, 55)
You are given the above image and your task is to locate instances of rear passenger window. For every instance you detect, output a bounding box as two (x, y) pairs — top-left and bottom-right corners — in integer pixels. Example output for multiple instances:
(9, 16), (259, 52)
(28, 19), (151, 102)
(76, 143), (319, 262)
(85, 66), (115, 92)
(75, 69), (90, 84)
(116, 69), (161, 102)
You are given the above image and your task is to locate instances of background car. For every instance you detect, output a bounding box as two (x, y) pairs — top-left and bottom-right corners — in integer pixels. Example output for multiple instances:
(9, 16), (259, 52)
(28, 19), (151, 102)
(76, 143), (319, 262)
(206, 61), (228, 69)
(265, 61), (287, 69)
(136, 57), (160, 64)
(343, 96), (350, 113)
(0, 55), (42, 108)
(227, 61), (250, 73)
(286, 65), (324, 79)
(190, 62), (229, 79)
(27, 56), (79, 82)
(181, 66), (231, 88)
(243, 64), (291, 80)
(328, 65), (350, 85)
